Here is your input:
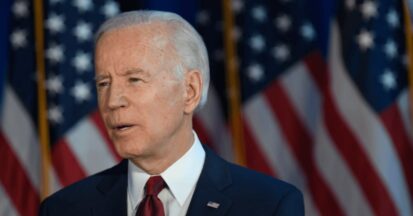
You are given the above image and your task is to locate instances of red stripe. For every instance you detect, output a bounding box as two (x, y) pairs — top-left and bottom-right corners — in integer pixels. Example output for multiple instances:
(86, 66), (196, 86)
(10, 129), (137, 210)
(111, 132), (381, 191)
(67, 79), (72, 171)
(265, 81), (345, 216)
(305, 52), (399, 216)
(304, 52), (328, 93)
(242, 120), (276, 177)
(323, 91), (399, 216)
(381, 104), (413, 199)
(193, 116), (216, 151)
(0, 132), (39, 216)
(90, 110), (122, 162)
(52, 138), (87, 186)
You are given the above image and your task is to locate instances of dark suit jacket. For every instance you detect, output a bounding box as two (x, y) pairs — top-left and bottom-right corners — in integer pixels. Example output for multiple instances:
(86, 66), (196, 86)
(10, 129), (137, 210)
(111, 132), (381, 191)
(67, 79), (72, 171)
(39, 147), (304, 216)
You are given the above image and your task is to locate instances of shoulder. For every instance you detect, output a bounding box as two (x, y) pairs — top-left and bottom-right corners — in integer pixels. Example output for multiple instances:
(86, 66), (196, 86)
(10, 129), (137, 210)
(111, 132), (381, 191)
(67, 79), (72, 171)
(39, 160), (127, 214)
(205, 147), (301, 198)
(203, 148), (304, 215)
(227, 161), (302, 201)
(226, 162), (304, 215)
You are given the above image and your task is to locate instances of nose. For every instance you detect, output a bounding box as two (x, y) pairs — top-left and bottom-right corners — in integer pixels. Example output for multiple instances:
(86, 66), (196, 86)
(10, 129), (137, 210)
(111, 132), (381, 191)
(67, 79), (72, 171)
(107, 84), (128, 110)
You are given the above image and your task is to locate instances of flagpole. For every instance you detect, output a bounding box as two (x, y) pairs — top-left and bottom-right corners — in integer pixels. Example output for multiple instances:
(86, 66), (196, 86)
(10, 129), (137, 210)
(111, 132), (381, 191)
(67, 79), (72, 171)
(34, 0), (51, 199)
(222, 0), (246, 165)
(402, 0), (413, 128)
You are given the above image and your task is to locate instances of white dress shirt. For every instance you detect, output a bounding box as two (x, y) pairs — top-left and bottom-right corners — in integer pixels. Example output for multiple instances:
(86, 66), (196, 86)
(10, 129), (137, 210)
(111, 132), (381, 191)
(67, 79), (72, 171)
(127, 131), (205, 216)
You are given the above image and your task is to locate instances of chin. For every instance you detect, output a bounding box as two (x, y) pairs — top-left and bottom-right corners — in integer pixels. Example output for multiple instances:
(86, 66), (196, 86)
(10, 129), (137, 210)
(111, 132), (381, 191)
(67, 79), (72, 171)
(113, 140), (147, 159)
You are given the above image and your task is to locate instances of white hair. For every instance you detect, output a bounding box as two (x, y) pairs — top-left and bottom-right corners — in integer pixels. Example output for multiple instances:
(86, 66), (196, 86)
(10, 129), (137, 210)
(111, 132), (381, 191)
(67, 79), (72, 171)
(95, 10), (210, 108)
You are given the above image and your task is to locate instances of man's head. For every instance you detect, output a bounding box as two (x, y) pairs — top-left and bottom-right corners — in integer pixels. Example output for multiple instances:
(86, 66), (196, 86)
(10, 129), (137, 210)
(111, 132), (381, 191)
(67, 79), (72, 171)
(95, 11), (210, 106)
(94, 11), (209, 173)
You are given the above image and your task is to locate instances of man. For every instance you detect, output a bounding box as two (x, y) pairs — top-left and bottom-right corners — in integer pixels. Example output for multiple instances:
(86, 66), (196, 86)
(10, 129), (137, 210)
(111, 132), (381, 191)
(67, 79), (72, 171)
(39, 10), (304, 216)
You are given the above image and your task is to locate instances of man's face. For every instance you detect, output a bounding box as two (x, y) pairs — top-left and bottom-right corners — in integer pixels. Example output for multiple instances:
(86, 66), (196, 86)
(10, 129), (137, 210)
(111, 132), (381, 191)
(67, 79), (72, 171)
(94, 24), (189, 161)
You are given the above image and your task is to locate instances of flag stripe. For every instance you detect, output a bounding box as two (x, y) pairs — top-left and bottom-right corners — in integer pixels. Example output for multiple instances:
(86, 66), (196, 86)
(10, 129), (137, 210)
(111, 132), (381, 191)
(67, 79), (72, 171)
(328, 23), (412, 216)
(280, 62), (321, 135)
(2, 1), (125, 214)
(303, 52), (328, 93)
(193, 116), (214, 149)
(89, 111), (122, 162)
(300, 53), (374, 216)
(314, 121), (374, 216)
(322, 81), (399, 216)
(195, 86), (234, 161)
(380, 103), (413, 201)
(65, 117), (117, 175)
(0, 184), (19, 216)
(305, 41), (408, 216)
(244, 95), (297, 180)
(397, 91), (413, 141)
(48, 168), (62, 195)
(52, 139), (87, 187)
(1, 86), (41, 191)
(242, 119), (275, 176)
(244, 96), (319, 215)
(277, 58), (367, 216)
(264, 81), (345, 216)
(0, 133), (39, 216)
(243, 94), (320, 216)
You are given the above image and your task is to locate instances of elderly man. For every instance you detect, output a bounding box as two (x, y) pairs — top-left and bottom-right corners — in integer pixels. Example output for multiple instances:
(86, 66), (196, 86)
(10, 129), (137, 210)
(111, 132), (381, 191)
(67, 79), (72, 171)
(39, 10), (304, 216)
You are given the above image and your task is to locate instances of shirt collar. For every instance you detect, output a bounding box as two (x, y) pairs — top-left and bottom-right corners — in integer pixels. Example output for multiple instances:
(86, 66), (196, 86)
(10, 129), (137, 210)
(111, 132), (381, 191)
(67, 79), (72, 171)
(161, 131), (205, 205)
(128, 131), (205, 206)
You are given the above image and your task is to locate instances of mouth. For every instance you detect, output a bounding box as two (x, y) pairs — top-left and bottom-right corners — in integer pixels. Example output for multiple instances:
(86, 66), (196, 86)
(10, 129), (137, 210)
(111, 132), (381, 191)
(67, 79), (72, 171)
(111, 124), (135, 132)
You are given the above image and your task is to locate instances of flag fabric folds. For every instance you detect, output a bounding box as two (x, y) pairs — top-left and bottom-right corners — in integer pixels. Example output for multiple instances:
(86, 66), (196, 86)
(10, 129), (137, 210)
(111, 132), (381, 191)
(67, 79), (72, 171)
(1, 0), (413, 216)
(193, 0), (413, 215)
(1, 1), (123, 215)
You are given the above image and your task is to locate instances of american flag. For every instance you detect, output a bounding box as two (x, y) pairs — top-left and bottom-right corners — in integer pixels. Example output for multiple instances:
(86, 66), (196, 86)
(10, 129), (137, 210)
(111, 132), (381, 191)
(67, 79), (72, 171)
(0, 0), (125, 215)
(194, 0), (413, 215)
(1, 0), (413, 216)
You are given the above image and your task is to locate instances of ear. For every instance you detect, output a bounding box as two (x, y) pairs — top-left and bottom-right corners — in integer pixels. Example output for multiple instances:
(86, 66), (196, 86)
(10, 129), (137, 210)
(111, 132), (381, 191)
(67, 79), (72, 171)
(183, 69), (202, 114)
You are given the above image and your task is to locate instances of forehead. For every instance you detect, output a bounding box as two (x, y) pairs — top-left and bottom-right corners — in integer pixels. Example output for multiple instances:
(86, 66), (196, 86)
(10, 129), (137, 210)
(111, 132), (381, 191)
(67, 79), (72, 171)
(96, 22), (171, 49)
(94, 22), (177, 74)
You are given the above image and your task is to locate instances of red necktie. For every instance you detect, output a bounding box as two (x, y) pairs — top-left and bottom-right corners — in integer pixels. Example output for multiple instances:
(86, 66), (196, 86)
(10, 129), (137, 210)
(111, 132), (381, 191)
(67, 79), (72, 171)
(136, 176), (166, 216)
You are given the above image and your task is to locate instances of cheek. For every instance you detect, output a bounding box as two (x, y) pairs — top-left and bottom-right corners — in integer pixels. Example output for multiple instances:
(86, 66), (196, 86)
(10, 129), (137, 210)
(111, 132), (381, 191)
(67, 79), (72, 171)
(152, 86), (185, 123)
(97, 91), (109, 110)
(97, 94), (110, 124)
(97, 90), (104, 104)
(159, 82), (184, 106)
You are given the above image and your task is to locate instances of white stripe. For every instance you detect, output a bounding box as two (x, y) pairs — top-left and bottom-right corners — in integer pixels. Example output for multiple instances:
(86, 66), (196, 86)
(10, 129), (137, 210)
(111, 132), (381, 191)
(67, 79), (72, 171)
(244, 94), (319, 216)
(303, 192), (320, 216)
(280, 55), (373, 215)
(0, 184), (18, 216)
(277, 62), (324, 216)
(397, 90), (413, 141)
(49, 167), (63, 194)
(196, 86), (234, 162)
(66, 117), (117, 175)
(280, 62), (322, 135)
(315, 119), (374, 216)
(329, 22), (412, 216)
(0, 86), (40, 192)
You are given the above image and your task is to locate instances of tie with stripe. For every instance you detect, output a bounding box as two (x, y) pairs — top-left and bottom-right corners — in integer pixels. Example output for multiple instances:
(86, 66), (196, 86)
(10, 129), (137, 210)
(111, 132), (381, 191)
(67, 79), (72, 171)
(136, 176), (166, 216)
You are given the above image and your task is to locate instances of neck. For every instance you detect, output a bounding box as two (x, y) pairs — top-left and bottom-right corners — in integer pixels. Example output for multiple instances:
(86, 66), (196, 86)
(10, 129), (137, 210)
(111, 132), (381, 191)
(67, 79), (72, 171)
(130, 124), (194, 175)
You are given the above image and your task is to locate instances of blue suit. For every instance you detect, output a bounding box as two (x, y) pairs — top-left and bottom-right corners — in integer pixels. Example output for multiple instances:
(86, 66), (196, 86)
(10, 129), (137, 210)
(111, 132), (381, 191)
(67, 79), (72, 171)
(39, 147), (304, 216)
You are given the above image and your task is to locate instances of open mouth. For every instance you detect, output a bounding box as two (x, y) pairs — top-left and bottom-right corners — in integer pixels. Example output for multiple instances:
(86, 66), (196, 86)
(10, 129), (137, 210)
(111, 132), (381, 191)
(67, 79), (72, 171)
(113, 124), (134, 131)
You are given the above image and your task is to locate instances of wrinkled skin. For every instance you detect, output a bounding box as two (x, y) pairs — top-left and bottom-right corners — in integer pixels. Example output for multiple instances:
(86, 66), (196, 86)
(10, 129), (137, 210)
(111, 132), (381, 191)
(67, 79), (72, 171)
(94, 22), (202, 174)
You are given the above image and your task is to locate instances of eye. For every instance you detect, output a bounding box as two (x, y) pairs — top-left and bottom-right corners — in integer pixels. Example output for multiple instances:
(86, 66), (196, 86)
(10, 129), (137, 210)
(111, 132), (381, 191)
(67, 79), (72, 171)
(97, 81), (110, 89)
(129, 77), (141, 83)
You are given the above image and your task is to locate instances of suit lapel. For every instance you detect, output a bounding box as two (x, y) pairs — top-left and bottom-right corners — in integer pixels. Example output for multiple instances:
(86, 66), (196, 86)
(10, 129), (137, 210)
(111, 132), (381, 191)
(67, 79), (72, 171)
(92, 160), (128, 216)
(186, 147), (233, 216)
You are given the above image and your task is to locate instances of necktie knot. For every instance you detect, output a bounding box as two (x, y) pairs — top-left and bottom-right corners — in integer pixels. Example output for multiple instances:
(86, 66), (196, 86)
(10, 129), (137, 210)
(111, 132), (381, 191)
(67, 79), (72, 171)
(136, 176), (166, 216)
(145, 176), (166, 196)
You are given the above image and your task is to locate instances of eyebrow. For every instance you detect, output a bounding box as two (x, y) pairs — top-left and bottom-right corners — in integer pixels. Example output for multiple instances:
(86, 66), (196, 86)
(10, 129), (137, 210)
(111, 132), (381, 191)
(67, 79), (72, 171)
(94, 68), (148, 81)
(123, 68), (147, 76)
(94, 74), (109, 81)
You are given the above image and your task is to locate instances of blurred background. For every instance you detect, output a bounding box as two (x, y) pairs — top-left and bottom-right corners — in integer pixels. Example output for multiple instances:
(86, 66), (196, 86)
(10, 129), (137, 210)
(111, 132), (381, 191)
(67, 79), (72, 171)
(1, 0), (413, 215)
